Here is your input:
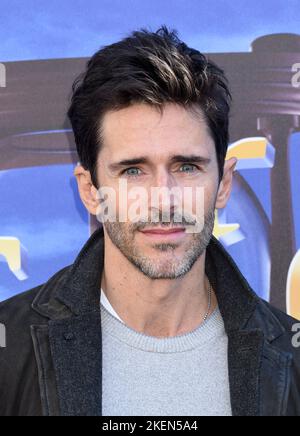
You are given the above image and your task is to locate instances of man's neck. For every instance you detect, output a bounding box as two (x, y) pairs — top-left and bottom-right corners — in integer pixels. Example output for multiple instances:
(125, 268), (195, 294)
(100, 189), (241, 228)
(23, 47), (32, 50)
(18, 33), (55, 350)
(100, 236), (218, 338)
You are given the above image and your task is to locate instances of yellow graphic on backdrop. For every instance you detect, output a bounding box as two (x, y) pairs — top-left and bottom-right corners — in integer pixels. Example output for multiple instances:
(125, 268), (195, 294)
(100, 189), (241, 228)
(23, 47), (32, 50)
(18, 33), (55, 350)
(213, 210), (240, 240)
(287, 251), (300, 320)
(0, 237), (28, 281)
(226, 137), (274, 168)
(212, 136), (273, 242)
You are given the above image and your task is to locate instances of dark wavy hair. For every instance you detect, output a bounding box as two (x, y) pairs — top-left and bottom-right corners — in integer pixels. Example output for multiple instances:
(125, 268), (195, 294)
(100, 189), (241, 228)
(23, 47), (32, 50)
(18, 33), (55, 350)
(67, 25), (232, 188)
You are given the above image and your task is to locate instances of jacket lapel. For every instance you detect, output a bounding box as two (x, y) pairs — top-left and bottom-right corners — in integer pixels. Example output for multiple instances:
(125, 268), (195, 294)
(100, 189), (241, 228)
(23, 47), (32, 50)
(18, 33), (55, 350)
(31, 228), (105, 416)
(31, 324), (61, 416)
(227, 330), (264, 416)
(204, 237), (291, 416)
(48, 311), (102, 416)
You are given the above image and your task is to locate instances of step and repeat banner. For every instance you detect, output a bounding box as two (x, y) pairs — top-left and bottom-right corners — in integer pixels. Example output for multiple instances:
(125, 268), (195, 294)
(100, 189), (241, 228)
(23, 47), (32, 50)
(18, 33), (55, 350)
(0, 1), (299, 318)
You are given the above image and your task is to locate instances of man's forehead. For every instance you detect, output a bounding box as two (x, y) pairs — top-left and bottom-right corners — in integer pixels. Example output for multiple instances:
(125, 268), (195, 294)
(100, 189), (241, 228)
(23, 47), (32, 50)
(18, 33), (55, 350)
(101, 103), (209, 137)
(100, 104), (213, 158)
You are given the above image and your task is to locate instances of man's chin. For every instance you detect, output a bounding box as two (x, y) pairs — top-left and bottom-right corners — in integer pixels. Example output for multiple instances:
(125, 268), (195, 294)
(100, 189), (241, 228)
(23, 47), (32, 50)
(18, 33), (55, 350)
(140, 242), (183, 255)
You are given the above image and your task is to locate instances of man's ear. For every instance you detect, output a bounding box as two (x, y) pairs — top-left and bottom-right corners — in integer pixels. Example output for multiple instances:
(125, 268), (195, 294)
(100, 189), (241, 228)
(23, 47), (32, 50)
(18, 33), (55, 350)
(215, 157), (238, 209)
(74, 164), (99, 215)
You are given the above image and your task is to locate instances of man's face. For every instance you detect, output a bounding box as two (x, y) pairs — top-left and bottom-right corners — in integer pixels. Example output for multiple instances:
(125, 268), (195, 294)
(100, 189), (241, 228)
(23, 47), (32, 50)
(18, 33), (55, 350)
(95, 102), (221, 279)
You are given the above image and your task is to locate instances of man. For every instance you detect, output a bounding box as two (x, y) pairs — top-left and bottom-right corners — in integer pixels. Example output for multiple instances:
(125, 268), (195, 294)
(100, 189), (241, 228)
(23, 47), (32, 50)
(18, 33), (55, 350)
(0, 26), (299, 416)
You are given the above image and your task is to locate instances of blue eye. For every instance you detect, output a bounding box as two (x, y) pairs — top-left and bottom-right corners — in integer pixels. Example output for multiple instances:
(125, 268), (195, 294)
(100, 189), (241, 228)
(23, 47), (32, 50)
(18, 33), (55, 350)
(179, 164), (198, 173)
(123, 167), (142, 177)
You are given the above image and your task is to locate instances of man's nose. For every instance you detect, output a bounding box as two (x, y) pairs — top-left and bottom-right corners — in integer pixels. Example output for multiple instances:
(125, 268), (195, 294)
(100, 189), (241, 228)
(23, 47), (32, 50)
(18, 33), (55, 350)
(151, 169), (179, 213)
(153, 168), (177, 190)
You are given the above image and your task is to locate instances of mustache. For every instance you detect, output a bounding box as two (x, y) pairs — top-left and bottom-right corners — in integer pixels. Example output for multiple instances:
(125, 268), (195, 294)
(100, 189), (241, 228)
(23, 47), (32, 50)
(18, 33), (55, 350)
(130, 211), (199, 231)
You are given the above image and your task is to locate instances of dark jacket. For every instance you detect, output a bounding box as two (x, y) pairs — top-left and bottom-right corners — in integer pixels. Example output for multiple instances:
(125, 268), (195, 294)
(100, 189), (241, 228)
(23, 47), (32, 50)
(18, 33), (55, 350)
(0, 227), (299, 416)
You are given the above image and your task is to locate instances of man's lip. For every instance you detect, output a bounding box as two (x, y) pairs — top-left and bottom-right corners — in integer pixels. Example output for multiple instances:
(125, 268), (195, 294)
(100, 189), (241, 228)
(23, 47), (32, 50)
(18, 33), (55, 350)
(140, 228), (186, 235)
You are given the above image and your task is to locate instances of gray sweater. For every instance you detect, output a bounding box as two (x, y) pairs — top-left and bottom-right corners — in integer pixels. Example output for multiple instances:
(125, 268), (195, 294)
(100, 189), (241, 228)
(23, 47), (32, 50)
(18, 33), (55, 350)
(101, 299), (232, 416)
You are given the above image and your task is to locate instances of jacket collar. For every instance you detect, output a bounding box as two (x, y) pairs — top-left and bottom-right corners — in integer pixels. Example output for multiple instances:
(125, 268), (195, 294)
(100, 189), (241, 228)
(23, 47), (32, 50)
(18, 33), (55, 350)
(32, 225), (285, 341)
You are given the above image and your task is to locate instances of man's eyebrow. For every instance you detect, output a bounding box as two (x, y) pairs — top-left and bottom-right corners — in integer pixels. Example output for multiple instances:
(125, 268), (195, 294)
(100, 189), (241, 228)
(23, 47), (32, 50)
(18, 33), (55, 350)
(108, 154), (211, 171)
(170, 155), (211, 165)
(108, 157), (149, 171)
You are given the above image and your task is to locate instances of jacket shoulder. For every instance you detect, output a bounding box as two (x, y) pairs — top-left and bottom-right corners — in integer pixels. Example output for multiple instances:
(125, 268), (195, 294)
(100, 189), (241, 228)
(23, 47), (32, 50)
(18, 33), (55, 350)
(0, 266), (72, 416)
(0, 286), (42, 322)
(260, 298), (300, 330)
(0, 265), (72, 330)
(256, 298), (300, 360)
